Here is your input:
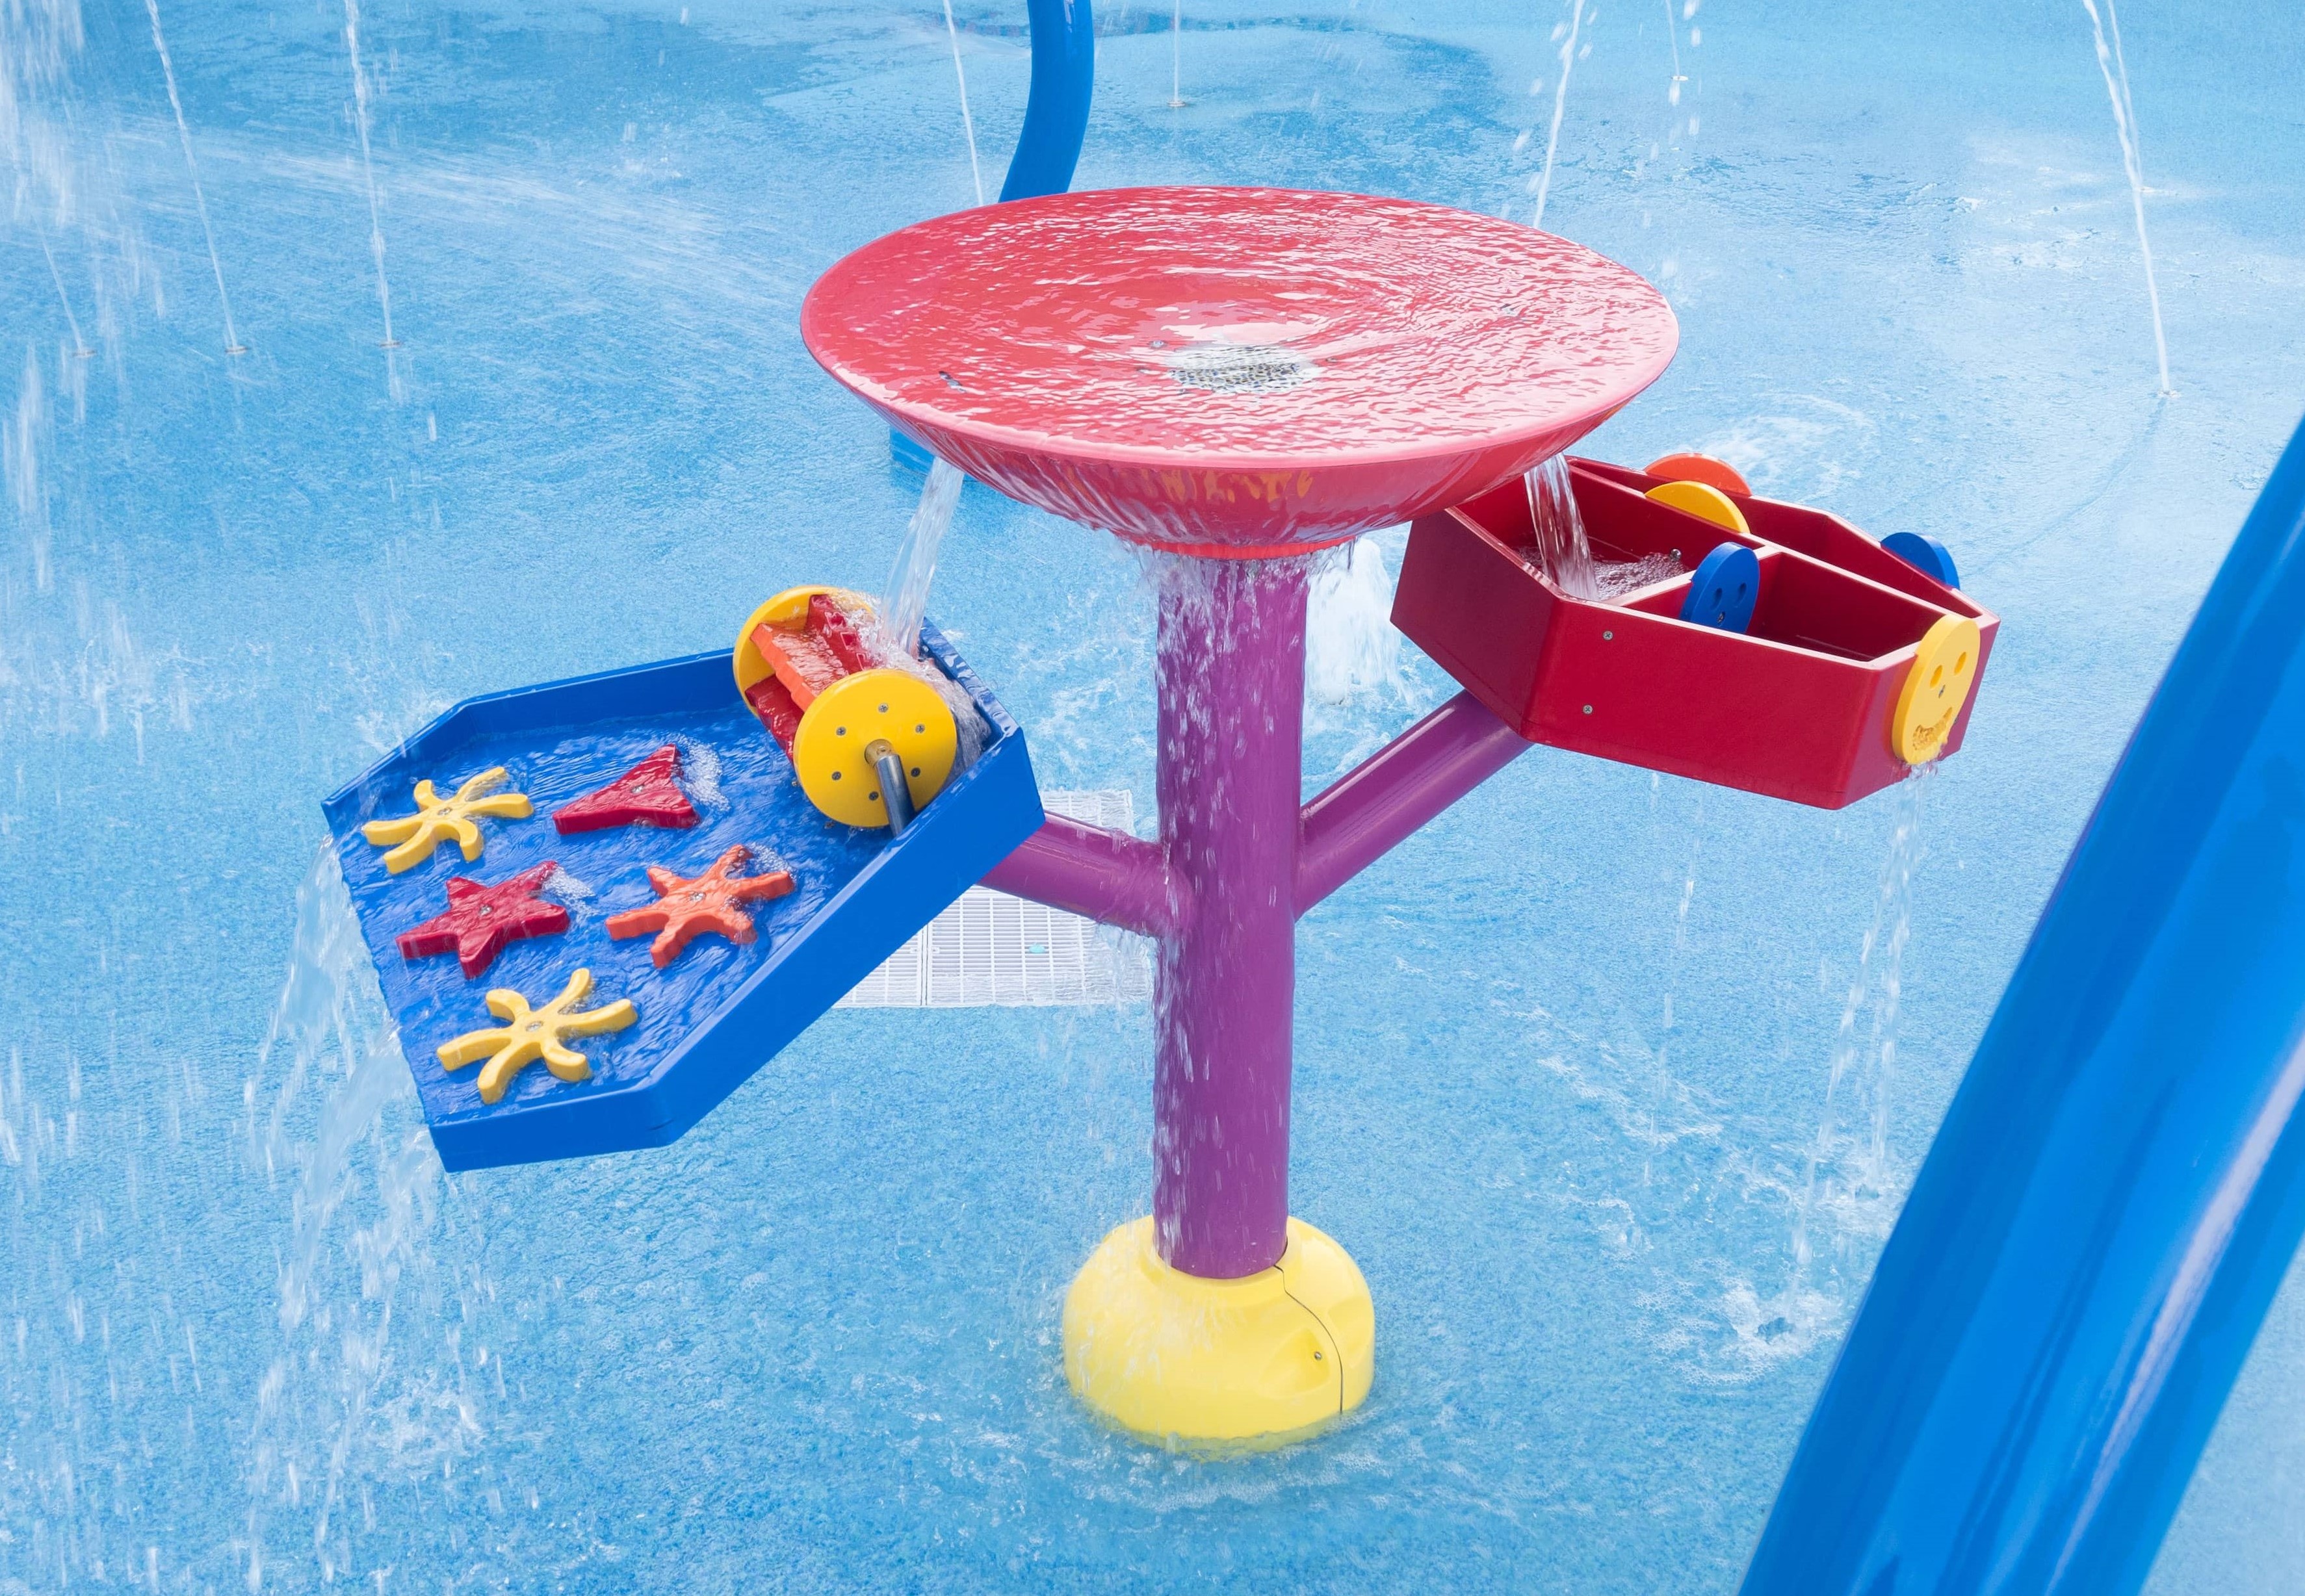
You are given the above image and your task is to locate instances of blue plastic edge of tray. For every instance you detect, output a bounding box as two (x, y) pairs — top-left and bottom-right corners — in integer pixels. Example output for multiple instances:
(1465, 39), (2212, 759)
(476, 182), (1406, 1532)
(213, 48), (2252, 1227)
(319, 623), (1044, 1173)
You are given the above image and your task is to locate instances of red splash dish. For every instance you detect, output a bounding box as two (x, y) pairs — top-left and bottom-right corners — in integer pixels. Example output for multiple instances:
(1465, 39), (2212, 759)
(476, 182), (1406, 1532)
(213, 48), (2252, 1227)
(801, 187), (1679, 556)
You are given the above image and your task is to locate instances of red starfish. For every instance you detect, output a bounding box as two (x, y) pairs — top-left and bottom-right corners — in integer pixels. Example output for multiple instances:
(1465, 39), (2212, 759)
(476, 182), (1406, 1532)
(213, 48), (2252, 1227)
(606, 845), (796, 968)
(396, 861), (571, 978)
(553, 745), (699, 835)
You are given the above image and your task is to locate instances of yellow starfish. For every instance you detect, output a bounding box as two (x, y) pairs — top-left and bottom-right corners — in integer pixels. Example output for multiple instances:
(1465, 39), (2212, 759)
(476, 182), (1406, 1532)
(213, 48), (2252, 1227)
(436, 968), (638, 1105)
(361, 767), (533, 873)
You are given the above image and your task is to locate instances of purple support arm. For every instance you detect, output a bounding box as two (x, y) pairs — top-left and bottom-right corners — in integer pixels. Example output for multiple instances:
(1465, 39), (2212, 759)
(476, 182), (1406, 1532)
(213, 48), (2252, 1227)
(1295, 691), (1530, 913)
(982, 690), (1528, 932)
(979, 812), (1184, 939)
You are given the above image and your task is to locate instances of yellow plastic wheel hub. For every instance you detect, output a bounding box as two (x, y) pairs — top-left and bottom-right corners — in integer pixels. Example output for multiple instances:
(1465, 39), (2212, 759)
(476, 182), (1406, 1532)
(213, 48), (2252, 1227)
(1062, 1216), (1374, 1448)
(789, 667), (957, 827)
(1892, 613), (1983, 764)
(1645, 478), (1752, 535)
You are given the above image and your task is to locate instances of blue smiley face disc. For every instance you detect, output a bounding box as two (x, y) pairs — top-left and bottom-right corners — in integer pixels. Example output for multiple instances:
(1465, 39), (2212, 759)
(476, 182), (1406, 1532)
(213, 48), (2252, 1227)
(1678, 541), (1761, 632)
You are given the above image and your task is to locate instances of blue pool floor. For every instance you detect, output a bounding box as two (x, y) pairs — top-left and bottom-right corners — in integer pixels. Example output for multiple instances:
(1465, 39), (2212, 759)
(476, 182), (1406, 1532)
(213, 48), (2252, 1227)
(2, 0), (2303, 1589)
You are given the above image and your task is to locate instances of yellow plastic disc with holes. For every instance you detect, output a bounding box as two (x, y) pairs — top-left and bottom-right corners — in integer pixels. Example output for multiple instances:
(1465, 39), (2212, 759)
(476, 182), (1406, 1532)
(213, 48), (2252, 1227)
(1645, 479), (1752, 535)
(732, 586), (874, 697)
(1892, 614), (1983, 765)
(790, 668), (957, 827)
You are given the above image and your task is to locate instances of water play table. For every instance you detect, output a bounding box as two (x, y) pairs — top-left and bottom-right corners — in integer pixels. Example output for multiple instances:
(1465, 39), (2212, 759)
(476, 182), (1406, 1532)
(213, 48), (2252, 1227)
(804, 186), (1681, 1441)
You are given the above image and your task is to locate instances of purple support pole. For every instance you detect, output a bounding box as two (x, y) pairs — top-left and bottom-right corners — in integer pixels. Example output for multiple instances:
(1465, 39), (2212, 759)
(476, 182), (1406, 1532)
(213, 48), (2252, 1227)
(975, 565), (1533, 1284)
(1152, 556), (1310, 1278)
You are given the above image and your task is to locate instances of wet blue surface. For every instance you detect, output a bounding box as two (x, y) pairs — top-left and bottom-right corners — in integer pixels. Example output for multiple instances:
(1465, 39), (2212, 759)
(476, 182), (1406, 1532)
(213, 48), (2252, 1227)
(2, 0), (2302, 1591)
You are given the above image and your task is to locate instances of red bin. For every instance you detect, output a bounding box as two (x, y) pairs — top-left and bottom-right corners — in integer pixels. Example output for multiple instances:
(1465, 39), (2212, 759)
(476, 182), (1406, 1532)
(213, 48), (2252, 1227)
(1390, 458), (1998, 809)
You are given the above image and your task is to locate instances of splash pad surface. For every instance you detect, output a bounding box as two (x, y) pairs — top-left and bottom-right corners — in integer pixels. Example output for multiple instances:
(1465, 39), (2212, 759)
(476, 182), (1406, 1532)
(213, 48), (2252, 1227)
(5, 0), (2305, 1591)
(802, 186), (1678, 551)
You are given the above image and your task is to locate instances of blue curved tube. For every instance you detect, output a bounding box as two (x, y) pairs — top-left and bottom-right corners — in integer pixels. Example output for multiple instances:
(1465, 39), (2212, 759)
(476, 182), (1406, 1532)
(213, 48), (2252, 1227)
(998, 0), (1095, 201)
(1742, 411), (2305, 1594)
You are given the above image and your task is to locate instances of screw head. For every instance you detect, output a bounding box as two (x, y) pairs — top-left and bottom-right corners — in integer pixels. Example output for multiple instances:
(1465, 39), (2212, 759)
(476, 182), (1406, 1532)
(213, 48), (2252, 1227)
(1582, 704), (1594, 715)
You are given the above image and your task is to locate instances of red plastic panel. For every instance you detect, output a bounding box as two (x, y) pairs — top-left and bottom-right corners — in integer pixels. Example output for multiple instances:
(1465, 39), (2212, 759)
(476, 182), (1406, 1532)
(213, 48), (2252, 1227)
(1392, 459), (2000, 808)
(801, 188), (1678, 553)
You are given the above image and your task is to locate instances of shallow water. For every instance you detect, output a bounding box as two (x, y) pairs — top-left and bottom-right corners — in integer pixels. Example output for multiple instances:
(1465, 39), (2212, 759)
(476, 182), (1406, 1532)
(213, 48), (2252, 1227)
(2, 0), (2302, 1590)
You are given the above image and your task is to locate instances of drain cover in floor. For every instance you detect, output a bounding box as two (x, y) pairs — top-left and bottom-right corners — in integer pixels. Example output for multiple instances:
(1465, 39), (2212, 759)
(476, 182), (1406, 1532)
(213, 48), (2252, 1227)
(839, 790), (1154, 1009)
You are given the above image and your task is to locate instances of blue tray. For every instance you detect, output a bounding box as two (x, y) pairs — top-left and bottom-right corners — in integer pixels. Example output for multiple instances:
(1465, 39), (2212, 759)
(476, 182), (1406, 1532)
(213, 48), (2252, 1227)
(321, 626), (1043, 1172)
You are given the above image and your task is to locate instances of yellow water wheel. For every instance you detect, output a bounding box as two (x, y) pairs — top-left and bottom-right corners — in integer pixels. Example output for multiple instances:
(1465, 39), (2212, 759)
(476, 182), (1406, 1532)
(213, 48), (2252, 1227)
(732, 585), (870, 699)
(789, 668), (957, 827)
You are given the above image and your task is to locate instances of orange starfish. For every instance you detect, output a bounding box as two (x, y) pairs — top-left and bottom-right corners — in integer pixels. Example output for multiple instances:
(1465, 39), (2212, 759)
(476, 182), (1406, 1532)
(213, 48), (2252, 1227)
(606, 845), (796, 968)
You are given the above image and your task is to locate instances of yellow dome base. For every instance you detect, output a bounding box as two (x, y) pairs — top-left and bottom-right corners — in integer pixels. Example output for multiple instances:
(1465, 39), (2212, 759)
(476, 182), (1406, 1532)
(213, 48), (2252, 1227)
(1061, 1216), (1374, 1449)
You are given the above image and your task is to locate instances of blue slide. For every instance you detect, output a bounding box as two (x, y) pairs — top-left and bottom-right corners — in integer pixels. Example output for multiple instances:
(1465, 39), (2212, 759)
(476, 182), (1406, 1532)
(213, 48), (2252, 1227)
(1743, 411), (2305, 1593)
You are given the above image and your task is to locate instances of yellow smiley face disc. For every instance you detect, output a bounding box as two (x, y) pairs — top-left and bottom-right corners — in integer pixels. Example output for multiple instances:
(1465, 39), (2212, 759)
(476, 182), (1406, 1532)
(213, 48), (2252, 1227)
(1892, 614), (1983, 765)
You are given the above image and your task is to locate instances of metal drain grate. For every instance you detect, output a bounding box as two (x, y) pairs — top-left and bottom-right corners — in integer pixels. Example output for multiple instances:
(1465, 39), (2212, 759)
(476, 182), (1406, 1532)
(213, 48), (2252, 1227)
(1162, 341), (1317, 395)
(838, 790), (1154, 1009)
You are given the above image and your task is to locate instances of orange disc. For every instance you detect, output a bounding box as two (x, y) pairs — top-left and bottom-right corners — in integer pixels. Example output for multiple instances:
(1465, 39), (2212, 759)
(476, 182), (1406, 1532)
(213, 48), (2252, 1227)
(1645, 452), (1751, 497)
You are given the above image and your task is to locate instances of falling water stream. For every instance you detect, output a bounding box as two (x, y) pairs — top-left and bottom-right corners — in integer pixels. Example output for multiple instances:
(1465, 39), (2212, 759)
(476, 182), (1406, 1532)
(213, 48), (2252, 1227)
(1525, 452), (1679, 599)
(2079, 0), (2172, 394)
(880, 456), (965, 661)
(939, 0), (985, 207)
(1791, 766), (1934, 1283)
(143, 0), (246, 355)
(33, 220), (91, 358)
(247, 851), (513, 1587)
(1169, 1), (1187, 109)
(1526, 451), (1599, 595)
(1530, 0), (1589, 229)
(342, 0), (400, 368)
(1663, 0), (1684, 105)
(1304, 537), (1403, 705)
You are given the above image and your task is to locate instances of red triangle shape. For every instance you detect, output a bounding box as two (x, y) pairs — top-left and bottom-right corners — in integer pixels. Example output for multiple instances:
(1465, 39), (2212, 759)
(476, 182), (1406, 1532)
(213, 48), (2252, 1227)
(553, 745), (699, 835)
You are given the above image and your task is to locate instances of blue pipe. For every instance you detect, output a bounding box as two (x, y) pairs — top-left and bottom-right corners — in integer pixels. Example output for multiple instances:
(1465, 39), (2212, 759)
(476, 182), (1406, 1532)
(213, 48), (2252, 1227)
(998, 0), (1095, 202)
(1742, 412), (2305, 1595)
